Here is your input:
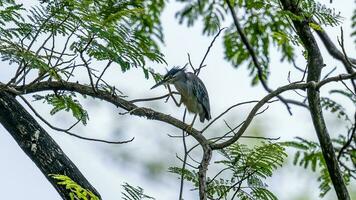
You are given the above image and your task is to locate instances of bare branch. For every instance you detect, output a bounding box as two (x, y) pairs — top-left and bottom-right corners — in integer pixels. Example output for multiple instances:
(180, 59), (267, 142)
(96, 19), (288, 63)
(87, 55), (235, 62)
(338, 114), (356, 160)
(195, 27), (226, 76)
(13, 81), (209, 146)
(202, 99), (277, 133)
(211, 71), (356, 149)
(95, 60), (113, 88)
(79, 37), (96, 93)
(129, 92), (179, 103)
(179, 109), (188, 200)
(316, 24), (356, 93)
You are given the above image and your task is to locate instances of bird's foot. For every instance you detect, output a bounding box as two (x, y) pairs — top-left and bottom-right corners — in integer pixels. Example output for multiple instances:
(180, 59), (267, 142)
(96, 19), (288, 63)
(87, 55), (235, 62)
(184, 124), (194, 133)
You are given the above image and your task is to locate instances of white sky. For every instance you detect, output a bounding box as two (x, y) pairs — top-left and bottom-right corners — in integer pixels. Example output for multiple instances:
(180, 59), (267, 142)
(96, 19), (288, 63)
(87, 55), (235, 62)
(0, 0), (355, 200)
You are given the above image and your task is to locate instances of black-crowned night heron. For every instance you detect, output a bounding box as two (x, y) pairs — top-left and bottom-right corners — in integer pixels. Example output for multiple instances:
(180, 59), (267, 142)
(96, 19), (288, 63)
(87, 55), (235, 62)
(151, 67), (211, 123)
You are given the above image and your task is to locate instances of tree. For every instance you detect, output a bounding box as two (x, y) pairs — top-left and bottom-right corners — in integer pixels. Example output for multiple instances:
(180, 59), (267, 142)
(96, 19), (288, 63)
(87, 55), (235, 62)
(0, 0), (355, 200)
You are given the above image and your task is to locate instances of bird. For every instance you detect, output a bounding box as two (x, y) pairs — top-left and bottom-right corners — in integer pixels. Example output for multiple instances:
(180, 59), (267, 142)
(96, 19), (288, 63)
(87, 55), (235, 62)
(151, 66), (211, 123)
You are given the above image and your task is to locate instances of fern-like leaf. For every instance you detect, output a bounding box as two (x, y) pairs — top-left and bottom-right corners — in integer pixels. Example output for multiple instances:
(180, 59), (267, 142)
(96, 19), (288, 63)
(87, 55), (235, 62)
(50, 174), (99, 200)
(33, 93), (89, 125)
(121, 182), (155, 200)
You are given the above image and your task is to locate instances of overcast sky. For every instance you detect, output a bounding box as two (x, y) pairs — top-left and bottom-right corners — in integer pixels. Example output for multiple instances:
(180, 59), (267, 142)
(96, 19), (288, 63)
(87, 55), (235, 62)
(0, 0), (355, 200)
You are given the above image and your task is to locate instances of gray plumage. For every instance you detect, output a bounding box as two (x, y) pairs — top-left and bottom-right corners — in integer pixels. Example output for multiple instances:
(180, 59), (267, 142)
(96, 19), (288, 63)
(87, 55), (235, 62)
(151, 67), (211, 123)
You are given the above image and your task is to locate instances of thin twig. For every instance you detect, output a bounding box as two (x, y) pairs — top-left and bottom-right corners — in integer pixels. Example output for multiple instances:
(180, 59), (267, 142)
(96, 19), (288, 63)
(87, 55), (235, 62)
(207, 167), (230, 185)
(340, 80), (356, 96)
(322, 66), (337, 80)
(196, 27), (226, 76)
(130, 92), (180, 103)
(79, 37), (96, 93)
(187, 53), (196, 72)
(202, 100), (277, 133)
(179, 109), (188, 200)
(95, 60), (113, 88)
(338, 114), (356, 160)
(19, 95), (133, 144)
(176, 154), (198, 169)
(167, 85), (181, 106)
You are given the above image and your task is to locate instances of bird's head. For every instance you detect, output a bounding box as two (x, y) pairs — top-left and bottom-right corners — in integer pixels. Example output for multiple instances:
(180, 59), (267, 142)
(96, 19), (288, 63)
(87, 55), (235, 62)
(151, 66), (186, 89)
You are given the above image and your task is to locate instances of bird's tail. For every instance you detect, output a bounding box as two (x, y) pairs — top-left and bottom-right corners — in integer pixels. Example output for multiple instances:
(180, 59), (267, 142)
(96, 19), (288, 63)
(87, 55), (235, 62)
(199, 113), (205, 123)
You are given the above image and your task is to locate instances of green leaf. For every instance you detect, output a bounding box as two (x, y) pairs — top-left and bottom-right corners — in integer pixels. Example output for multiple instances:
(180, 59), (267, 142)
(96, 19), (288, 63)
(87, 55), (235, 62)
(121, 182), (155, 200)
(172, 141), (286, 199)
(283, 136), (353, 197)
(50, 174), (99, 200)
(320, 97), (350, 122)
(308, 22), (323, 31)
(34, 94), (89, 125)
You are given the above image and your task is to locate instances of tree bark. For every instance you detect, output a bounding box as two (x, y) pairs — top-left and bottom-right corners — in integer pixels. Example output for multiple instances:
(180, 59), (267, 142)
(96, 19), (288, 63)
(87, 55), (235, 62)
(280, 1), (350, 199)
(0, 91), (101, 199)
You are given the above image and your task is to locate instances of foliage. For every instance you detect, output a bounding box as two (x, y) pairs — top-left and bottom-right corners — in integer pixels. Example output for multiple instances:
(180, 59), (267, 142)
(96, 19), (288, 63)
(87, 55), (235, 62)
(352, 4), (356, 45)
(175, 0), (226, 36)
(330, 89), (356, 104)
(0, 0), (165, 80)
(175, 0), (295, 85)
(169, 142), (287, 199)
(176, 0), (343, 85)
(121, 182), (155, 200)
(0, 0), (167, 123)
(51, 175), (155, 200)
(320, 96), (350, 122)
(33, 93), (89, 125)
(50, 174), (99, 200)
(282, 136), (355, 197)
(297, 0), (343, 26)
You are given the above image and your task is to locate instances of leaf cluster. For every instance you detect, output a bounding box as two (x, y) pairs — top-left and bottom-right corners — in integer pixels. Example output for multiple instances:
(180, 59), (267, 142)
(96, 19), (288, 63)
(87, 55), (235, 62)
(176, 0), (296, 85)
(175, 0), (344, 86)
(352, 6), (356, 45)
(176, 0), (226, 36)
(282, 136), (355, 197)
(169, 142), (287, 200)
(320, 96), (350, 122)
(33, 93), (89, 125)
(297, 0), (343, 27)
(50, 174), (99, 200)
(0, 0), (168, 124)
(0, 0), (166, 82)
(121, 182), (155, 200)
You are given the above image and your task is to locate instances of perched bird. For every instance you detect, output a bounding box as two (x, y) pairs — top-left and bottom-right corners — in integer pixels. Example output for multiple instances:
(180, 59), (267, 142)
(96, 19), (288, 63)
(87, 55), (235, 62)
(151, 67), (211, 123)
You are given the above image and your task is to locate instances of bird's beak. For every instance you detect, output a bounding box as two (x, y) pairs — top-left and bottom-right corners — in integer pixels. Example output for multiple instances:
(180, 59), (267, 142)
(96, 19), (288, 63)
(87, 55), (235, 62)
(150, 79), (167, 89)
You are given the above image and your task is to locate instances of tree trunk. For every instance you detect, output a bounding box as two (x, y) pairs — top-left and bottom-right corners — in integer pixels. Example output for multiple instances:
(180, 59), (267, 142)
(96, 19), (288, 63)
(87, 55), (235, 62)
(0, 91), (101, 199)
(279, 0), (350, 199)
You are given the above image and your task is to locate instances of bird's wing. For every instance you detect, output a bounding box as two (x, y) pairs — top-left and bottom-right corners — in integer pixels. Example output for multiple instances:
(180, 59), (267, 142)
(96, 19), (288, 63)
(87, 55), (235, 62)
(188, 73), (211, 120)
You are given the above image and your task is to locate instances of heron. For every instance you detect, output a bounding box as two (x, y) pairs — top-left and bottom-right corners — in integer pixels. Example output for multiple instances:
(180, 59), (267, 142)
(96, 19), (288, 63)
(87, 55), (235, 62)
(151, 67), (211, 124)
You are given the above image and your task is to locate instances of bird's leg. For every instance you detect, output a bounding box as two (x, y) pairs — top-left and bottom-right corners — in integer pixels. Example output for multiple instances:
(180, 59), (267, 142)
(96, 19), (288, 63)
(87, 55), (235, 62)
(191, 113), (197, 127)
(186, 114), (197, 133)
(167, 85), (182, 107)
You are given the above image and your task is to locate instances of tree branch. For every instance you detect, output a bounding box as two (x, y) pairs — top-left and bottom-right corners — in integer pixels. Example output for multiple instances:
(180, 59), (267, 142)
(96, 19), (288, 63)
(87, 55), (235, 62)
(13, 81), (209, 147)
(7, 69), (355, 200)
(198, 144), (212, 200)
(280, 1), (350, 199)
(315, 26), (356, 92)
(210, 71), (356, 149)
